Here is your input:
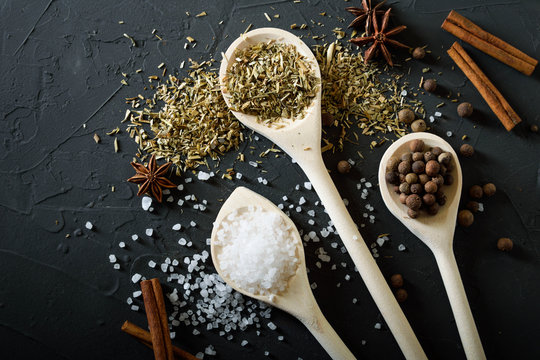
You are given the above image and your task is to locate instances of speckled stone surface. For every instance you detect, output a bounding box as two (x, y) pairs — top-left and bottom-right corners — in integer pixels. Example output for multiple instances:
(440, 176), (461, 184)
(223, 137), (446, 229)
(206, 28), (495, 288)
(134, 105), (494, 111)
(1, 1), (539, 359)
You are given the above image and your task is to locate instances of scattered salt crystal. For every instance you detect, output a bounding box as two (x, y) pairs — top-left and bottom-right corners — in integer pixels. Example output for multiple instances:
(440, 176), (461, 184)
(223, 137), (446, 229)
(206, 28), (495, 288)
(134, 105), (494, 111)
(195, 352), (204, 359)
(241, 340), (248, 347)
(177, 184), (184, 191)
(352, 298), (358, 304)
(365, 182), (372, 188)
(236, 172), (242, 179)
(146, 228), (153, 236)
(170, 332), (176, 339)
(307, 210), (315, 217)
(178, 238), (187, 245)
(308, 219), (315, 225)
(131, 273), (142, 283)
(376, 237), (386, 247)
(446, 131), (453, 137)
(127, 297), (133, 305)
(133, 290), (142, 298)
(296, 206), (301, 212)
(282, 196), (288, 201)
(310, 282), (317, 290)
(249, 161), (258, 167)
(264, 351), (270, 356)
(166, 196), (174, 202)
(398, 244), (406, 252)
(331, 242), (338, 248)
(478, 203), (484, 212)
(119, 242), (125, 248)
(177, 199), (184, 206)
(374, 322), (382, 330)
(113, 264), (120, 270)
(85, 221), (93, 230)
(190, 221), (197, 227)
(142, 196), (152, 211)
(345, 274), (350, 281)
(278, 204), (284, 210)
(361, 340), (367, 345)
(304, 182), (312, 190)
(401, 90), (408, 96)
(131, 305), (139, 311)
(192, 329), (200, 335)
(185, 177), (192, 183)
(278, 335), (284, 341)
(429, 115), (435, 123)
(161, 263), (168, 273)
(267, 322), (277, 330)
(434, 111), (442, 117)
(205, 345), (216, 355)
(172, 224), (182, 231)
(343, 198), (349, 206)
(109, 254), (117, 263)
(148, 260), (157, 268)
(299, 197), (306, 205)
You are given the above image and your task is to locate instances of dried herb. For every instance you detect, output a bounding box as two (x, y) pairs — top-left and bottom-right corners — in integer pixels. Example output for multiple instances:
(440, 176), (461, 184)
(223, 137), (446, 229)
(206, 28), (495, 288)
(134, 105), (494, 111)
(350, 8), (408, 66)
(127, 154), (176, 202)
(346, 0), (386, 35)
(224, 41), (319, 126)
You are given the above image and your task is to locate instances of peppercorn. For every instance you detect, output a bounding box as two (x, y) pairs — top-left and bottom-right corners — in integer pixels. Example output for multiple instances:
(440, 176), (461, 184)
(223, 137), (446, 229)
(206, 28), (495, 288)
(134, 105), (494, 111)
(531, 124), (539, 133)
(398, 109), (416, 124)
(412, 152), (424, 162)
(395, 288), (408, 303)
(412, 47), (426, 59)
(321, 112), (334, 126)
(457, 102), (474, 117)
(412, 160), (425, 174)
(466, 200), (479, 213)
(419, 174), (429, 185)
(422, 193), (436, 206)
(386, 157), (400, 172)
(411, 119), (427, 132)
(483, 183), (496, 197)
(423, 78), (437, 92)
(424, 181), (438, 194)
(425, 160), (440, 177)
(410, 183), (423, 195)
(399, 182), (410, 194)
(399, 192), (408, 204)
(398, 161), (412, 174)
(444, 174), (454, 185)
(337, 160), (351, 174)
(394, 185), (400, 194)
(469, 185), (483, 199)
(401, 152), (412, 162)
(428, 202), (440, 215)
(385, 171), (400, 185)
(439, 165), (447, 176)
(424, 151), (436, 162)
(497, 237), (513, 251)
(431, 146), (443, 156)
(407, 208), (419, 218)
(460, 144), (474, 157)
(390, 274), (404, 288)
(399, 173), (406, 183)
(457, 209), (474, 227)
(436, 190), (447, 205)
(432, 174), (444, 187)
(409, 139), (424, 152)
(405, 173), (418, 184)
(406, 194), (422, 210)
(438, 152), (452, 165)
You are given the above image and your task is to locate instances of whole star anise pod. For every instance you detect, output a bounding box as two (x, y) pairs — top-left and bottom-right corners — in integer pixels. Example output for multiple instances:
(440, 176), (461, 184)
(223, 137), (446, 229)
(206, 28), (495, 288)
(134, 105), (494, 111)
(346, 0), (386, 36)
(127, 154), (176, 202)
(350, 8), (409, 66)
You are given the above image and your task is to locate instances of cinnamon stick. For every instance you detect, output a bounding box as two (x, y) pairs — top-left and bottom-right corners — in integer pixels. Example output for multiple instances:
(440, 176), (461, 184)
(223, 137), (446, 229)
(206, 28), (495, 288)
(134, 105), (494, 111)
(121, 321), (199, 360)
(447, 42), (521, 131)
(150, 278), (175, 360)
(442, 10), (537, 75)
(141, 279), (174, 360)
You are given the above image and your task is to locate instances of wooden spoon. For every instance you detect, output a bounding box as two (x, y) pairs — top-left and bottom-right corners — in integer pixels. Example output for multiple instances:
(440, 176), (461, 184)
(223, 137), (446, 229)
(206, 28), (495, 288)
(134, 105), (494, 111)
(219, 28), (426, 360)
(210, 186), (356, 359)
(378, 132), (486, 360)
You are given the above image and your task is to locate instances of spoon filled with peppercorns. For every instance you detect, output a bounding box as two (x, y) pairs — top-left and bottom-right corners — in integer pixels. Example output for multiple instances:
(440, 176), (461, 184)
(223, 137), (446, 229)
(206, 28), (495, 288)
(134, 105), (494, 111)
(378, 132), (486, 360)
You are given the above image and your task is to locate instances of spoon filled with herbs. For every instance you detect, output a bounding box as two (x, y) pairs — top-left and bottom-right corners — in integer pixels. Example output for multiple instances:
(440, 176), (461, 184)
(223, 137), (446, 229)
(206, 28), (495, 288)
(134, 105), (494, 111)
(211, 186), (355, 360)
(219, 27), (426, 360)
(378, 132), (485, 360)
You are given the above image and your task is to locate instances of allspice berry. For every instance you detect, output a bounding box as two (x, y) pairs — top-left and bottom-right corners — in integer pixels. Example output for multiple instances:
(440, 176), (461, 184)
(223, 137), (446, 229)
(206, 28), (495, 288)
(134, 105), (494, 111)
(483, 183), (496, 197)
(431, 146), (443, 156)
(432, 174), (444, 187)
(390, 274), (404, 288)
(425, 160), (440, 177)
(409, 139), (424, 152)
(424, 151), (436, 162)
(337, 160), (351, 174)
(438, 152), (452, 165)
(428, 203), (440, 215)
(405, 173), (418, 184)
(411, 119), (427, 132)
(457, 209), (474, 227)
(424, 181), (438, 194)
(399, 109), (416, 124)
(466, 201), (480, 213)
(457, 102), (474, 117)
(410, 183), (423, 194)
(460, 143), (474, 157)
(395, 288), (408, 303)
(401, 153), (413, 162)
(321, 112), (334, 126)
(407, 208), (419, 218)
(412, 160), (425, 174)
(469, 185), (483, 199)
(399, 192), (408, 204)
(412, 152), (424, 162)
(423, 78), (437, 92)
(444, 174), (454, 185)
(386, 157), (400, 172)
(497, 237), (513, 251)
(398, 161), (412, 174)
(423, 193), (436, 206)
(399, 182), (410, 194)
(412, 47), (426, 60)
(385, 172), (400, 185)
(406, 194), (422, 210)
(419, 174), (429, 185)
(531, 124), (539, 133)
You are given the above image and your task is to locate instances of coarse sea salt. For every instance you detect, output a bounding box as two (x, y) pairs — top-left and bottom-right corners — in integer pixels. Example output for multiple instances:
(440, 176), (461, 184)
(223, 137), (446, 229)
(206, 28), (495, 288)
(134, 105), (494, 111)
(215, 206), (299, 295)
(85, 221), (93, 230)
(142, 196), (152, 211)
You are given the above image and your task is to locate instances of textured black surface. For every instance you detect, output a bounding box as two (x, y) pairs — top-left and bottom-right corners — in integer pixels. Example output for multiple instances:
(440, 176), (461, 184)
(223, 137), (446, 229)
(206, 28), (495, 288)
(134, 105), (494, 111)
(1, 0), (540, 359)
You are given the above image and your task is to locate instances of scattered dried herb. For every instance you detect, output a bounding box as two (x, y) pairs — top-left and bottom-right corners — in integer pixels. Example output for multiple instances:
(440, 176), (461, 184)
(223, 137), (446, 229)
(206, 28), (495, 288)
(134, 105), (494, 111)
(224, 41), (319, 126)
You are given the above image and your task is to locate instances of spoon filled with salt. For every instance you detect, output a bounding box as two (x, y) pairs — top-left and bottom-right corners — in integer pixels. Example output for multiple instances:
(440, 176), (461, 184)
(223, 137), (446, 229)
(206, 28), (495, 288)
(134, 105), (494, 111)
(219, 28), (426, 360)
(210, 186), (355, 360)
(378, 132), (485, 360)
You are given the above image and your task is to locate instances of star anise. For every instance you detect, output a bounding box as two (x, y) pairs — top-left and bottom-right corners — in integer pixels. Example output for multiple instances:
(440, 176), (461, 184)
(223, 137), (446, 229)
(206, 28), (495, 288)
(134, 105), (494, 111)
(127, 154), (176, 202)
(350, 8), (409, 66)
(346, 0), (386, 36)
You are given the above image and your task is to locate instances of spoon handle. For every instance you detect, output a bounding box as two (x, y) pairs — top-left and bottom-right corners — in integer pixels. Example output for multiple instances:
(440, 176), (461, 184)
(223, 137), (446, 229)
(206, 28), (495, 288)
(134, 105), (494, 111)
(300, 301), (357, 360)
(299, 155), (427, 360)
(433, 248), (486, 360)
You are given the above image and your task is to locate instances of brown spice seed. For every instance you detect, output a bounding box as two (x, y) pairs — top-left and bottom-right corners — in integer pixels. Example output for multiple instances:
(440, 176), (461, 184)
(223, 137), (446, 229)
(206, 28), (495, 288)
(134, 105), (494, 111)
(497, 237), (513, 251)
(411, 119), (426, 132)
(399, 109), (415, 124)
(469, 185), (483, 199)
(460, 143), (474, 157)
(423, 79), (437, 92)
(457, 209), (474, 227)
(337, 160), (352, 174)
(412, 47), (426, 60)
(457, 102), (473, 117)
(395, 288), (408, 302)
(483, 183), (496, 197)
(409, 139), (424, 152)
(466, 201), (479, 213)
(390, 274), (404, 288)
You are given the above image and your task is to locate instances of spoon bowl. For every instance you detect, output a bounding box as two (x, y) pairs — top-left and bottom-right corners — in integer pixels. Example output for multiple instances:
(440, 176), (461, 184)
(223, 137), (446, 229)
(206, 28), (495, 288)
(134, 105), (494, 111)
(211, 186), (355, 360)
(219, 27), (426, 360)
(378, 132), (486, 360)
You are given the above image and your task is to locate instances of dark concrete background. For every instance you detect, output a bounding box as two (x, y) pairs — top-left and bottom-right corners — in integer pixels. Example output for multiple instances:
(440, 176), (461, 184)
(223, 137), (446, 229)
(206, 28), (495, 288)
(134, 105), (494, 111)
(1, 0), (539, 359)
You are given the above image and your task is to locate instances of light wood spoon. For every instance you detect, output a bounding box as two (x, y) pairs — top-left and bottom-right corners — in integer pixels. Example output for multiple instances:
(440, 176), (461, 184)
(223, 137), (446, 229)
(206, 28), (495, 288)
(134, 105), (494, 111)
(378, 132), (486, 360)
(210, 186), (356, 359)
(219, 28), (427, 360)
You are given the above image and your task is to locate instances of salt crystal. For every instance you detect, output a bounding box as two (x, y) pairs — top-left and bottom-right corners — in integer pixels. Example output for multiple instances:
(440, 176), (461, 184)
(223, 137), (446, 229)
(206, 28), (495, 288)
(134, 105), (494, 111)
(190, 221), (197, 227)
(304, 182), (312, 190)
(177, 199), (184, 206)
(429, 115), (435, 123)
(127, 297), (133, 305)
(133, 290), (142, 298)
(161, 263), (168, 273)
(131, 273), (142, 283)
(172, 224), (182, 231)
(478, 203), (484, 212)
(204, 345), (216, 355)
(278, 204), (284, 210)
(142, 196), (152, 211)
(195, 352), (204, 359)
(434, 111), (442, 117)
(345, 274), (350, 281)
(308, 219), (315, 225)
(267, 322), (277, 330)
(296, 206), (301, 212)
(178, 238), (187, 245)
(146, 228), (153, 236)
(398, 244), (406, 252)
(343, 198), (349, 206)
(236, 172), (242, 179)
(365, 182), (372, 188)
(113, 264), (120, 270)
(310, 282), (317, 290)
(401, 90), (408, 96)
(148, 260), (157, 268)
(299, 197), (306, 205)
(185, 177), (192, 183)
(85, 221), (93, 230)
(131, 305), (139, 311)
(307, 210), (315, 217)
(446, 131), (453, 137)
(241, 340), (248, 346)
(352, 298), (358, 304)
(119, 242), (125, 248)
(277, 335), (284, 341)
(249, 161), (258, 167)
(331, 242), (338, 248)
(374, 322), (382, 330)
(376, 237), (386, 247)
(295, 184), (300, 190)
(109, 254), (117, 263)
(282, 196), (288, 201)
(177, 184), (184, 191)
